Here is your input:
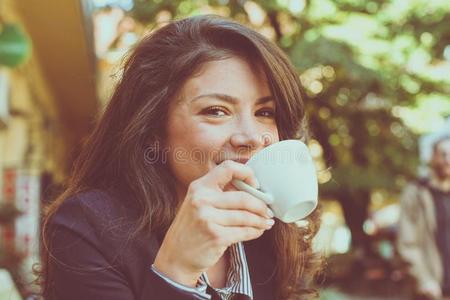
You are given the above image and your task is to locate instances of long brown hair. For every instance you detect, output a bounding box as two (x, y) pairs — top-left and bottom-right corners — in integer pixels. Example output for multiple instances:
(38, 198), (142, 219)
(37, 14), (322, 299)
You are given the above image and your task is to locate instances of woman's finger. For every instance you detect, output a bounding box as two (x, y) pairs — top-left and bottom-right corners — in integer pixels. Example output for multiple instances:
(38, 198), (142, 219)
(202, 160), (259, 190)
(211, 190), (273, 219)
(209, 207), (274, 229)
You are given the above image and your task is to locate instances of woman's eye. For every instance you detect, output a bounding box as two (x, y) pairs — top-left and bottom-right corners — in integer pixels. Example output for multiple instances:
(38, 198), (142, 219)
(258, 109), (276, 118)
(202, 106), (228, 117)
(201, 107), (275, 118)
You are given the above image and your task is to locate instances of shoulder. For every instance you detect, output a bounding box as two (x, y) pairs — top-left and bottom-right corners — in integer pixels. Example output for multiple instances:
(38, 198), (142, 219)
(52, 189), (120, 224)
(49, 189), (141, 246)
(47, 189), (159, 267)
(401, 178), (429, 195)
(399, 179), (432, 212)
(56, 189), (122, 212)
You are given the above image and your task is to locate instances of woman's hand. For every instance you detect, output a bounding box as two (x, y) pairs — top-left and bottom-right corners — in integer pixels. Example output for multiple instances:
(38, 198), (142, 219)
(153, 160), (274, 287)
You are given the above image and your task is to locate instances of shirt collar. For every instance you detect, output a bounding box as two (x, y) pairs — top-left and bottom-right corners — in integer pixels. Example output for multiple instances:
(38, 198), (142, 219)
(197, 242), (253, 299)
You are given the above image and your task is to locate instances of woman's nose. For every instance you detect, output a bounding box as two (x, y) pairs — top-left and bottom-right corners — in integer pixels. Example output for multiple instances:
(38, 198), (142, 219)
(229, 118), (271, 150)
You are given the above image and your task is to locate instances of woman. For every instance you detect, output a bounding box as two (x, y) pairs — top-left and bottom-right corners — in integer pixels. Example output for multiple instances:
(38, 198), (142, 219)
(37, 14), (321, 300)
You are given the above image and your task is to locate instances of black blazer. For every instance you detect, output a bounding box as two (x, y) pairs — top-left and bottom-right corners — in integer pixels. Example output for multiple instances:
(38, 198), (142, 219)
(46, 189), (277, 300)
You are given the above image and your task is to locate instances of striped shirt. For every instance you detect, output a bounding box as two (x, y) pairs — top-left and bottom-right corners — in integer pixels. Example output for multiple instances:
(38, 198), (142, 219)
(151, 242), (253, 299)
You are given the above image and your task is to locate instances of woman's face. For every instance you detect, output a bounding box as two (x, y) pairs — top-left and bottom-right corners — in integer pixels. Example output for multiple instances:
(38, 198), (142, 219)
(432, 139), (450, 179)
(164, 56), (279, 198)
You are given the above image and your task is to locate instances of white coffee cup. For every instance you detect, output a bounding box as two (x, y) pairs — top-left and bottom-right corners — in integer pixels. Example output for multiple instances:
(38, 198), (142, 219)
(231, 139), (318, 223)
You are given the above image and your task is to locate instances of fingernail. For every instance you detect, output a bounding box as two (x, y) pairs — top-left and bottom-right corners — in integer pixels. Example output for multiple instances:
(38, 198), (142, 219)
(267, 208), (274, 218)
(266, 219), (275, 227)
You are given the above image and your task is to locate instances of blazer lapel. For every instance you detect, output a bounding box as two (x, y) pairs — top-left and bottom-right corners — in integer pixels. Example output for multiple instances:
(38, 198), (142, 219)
(244, 232), (277, 300)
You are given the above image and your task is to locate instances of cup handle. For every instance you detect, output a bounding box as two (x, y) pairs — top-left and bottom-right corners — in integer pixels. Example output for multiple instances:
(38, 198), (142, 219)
(231, 179), (275, 205)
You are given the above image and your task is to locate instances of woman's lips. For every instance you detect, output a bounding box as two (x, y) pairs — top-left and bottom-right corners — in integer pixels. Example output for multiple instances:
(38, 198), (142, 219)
(215, 158), (250, 165)
(231, 158), (249, 164)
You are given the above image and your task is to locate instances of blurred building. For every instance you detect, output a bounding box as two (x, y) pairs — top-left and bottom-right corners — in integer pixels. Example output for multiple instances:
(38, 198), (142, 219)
(0, 0), (99, 290)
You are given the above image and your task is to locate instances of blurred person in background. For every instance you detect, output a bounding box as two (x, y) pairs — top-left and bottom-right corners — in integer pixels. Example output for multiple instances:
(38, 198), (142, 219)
(35, 15), (322, 300)
(397, 135), (450, 300)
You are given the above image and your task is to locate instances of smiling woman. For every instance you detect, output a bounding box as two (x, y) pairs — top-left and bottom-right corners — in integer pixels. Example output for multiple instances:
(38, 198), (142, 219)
(165, 57), (279, 198)
(35, 14), (322, 300)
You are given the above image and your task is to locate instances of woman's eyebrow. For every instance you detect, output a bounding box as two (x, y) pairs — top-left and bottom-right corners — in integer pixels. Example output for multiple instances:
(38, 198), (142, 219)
(189, 93), (274, 105)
